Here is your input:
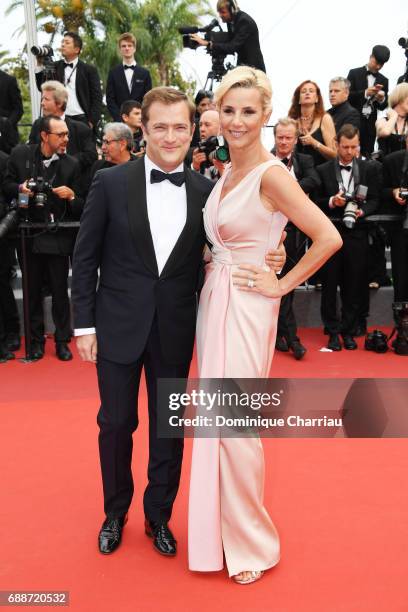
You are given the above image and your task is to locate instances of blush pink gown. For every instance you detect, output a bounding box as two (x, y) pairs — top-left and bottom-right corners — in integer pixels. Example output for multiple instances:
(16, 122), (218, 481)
(188, 160), (287, 577)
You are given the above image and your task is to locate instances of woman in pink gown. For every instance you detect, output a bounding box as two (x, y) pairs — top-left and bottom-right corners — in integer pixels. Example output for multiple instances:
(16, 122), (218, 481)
(188, 67), (342, 584)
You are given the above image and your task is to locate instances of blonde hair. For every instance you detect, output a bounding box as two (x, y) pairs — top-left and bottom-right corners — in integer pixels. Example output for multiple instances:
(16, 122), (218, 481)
(274, 117), (299, 136)
(214, 66), (272, 114)
(41, 80), (68, 111)
(388, 82), (408, 109)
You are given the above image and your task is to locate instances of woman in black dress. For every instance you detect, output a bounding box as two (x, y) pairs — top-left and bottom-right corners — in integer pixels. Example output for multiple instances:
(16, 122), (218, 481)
(376, 82), (408, 157)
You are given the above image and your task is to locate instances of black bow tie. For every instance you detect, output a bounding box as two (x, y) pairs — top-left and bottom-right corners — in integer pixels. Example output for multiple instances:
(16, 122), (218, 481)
(340, 165), (352, 171)
(366, 70), (376, 77)
(150, 168), (185, 187)
(280, 157), (290, 166)
(124, 65), (135, 70)
(64, 62), (74, 69)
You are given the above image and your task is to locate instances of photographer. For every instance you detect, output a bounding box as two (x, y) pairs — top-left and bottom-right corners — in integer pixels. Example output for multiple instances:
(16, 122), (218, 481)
(35, 32), (102, 132)
(120, 100), (145, 155)
(315, 124), (380, 351)
(3, 115), (84, 361)
(272, 117), (321, 360)
(88, 123), (137, 187)
(191, 109), (226, 180)
(190, 0), (266, 72)
(29, 81), (97, 177)
(347, 45), (390, 157)
(0, 150), (19, 361)
(382, 135), (408, 303)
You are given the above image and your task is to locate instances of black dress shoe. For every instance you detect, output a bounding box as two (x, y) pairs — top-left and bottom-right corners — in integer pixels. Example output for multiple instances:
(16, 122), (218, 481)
(145, 520), (177, 556)
(5, 332), (20, 352)
(29, 341), (45, 360)
(98, 515), (127, 554)
(275, 336), (289, 352)
(289, 339), (307, 360)
(0, 343), (15, 362)
(343, 335), (357, 350)
(56, 342), (73, 361)
(354, 325), (367, 338)
(327, 334), (342, 351)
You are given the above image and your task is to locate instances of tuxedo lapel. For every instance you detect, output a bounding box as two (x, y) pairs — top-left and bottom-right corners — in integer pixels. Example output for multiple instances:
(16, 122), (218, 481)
(118, 65), (130, 95)
(127, 157), (159, 276)
(160, 166), (204, 278)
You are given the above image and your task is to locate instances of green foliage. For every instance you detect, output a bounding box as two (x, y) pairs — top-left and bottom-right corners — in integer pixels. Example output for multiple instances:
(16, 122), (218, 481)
(6, 0), (214, 128)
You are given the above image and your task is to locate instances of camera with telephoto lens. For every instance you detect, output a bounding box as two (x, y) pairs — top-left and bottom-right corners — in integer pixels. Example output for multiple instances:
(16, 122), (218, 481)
(30, 45), (56, 80)
(27, 177), (52, 208)
(364, 329), (389, 353)
(198, 135), (230, 167)
(179, 20), (231, 80)
(343, 184), (368, 229)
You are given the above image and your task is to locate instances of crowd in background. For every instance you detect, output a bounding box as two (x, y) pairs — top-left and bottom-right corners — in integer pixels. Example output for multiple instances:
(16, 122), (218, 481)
(0, 24), (408, 363)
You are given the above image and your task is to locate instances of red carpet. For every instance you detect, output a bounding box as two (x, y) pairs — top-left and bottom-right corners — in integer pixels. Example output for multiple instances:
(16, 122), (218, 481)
(0, 329), (407, 611)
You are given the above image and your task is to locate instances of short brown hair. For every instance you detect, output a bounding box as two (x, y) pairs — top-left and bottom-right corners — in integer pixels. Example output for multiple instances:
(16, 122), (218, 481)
(336, 123), (360, 142)
(118, 32), (136, 47)
(141, 87), (195, 125)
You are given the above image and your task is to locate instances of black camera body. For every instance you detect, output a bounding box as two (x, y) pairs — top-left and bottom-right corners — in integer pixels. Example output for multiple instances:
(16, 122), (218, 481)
(342, 184), (368, 229)
(364, 330), (389, 353)
(27, 177), (53, 208)
(30, 45), (56, 80)
(179, 20), (231, 81)
(198, 135), (230, 167)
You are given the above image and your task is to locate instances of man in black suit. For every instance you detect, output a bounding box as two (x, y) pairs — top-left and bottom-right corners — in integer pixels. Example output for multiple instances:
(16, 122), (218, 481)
(35, 31), (102, 131)
(381, 138), (408, 302)
(3, 115), (84, 361)
(328, 77), (361, 133)
(347, 45), (390, 156)
(72, 86), (287, 558)
(106, 32), (152, 122)
(29, 80), (97, 176)
(316, 124), (379, 351)
(190, 0), (266, 72)
(0, 117), (19, 154)
(0, 150), (20, 361)
(272, 118), (321, 360)
(0, 68), (23, 136)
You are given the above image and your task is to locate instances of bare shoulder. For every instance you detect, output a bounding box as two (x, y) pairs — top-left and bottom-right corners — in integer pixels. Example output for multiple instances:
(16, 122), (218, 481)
(321, 113), (335, 128)
(260, 164), (299, 212)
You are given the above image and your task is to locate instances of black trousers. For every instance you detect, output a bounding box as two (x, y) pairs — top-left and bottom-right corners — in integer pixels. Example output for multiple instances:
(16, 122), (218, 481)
(23, 251), (71, 343)
(360, 116), (376, 157)
(96, 316), (190, 522)
(389, 228), (408, 302)
(320, 228), (369, 336)
(0, 242), (20, 340)
(277, 226), (306, 343)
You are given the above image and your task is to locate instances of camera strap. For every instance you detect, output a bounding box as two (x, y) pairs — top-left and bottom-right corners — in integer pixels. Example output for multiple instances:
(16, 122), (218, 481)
(334, 157), (360, 194)
(65, 63), (78, 87)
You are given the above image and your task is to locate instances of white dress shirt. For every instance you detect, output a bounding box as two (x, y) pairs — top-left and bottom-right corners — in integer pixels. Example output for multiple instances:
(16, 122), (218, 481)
(123, 61), (137, 92)
(329, 165), (355, 208)
(64, 57), (85, 116)
(74, 154), (187, 337)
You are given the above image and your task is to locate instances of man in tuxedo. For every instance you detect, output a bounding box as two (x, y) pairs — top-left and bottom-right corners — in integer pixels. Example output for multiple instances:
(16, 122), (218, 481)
(0, 117), (18, 154)
(315, 124), (380, 351)
(191, 110), (226, 180)
(29, 80), (97, 176)
(35, 31), (102, 131)
(272, 117), (321, 360)
(72, 86), (286, 557)
(0, 150), (19, 361)
(347, 45), (390, 156)
(328, 77), (361, 133)
(381, 137), (408, 302)
(0, 68), (23, 137)
(106, 32), (152, 122)
(120, 100), (145, 154)
(3, 115), (84, 361)
(190, 0), (266, 72)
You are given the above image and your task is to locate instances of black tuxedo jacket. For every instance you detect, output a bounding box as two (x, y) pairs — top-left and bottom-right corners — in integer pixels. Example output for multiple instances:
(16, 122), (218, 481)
(3, 144), (84, 254)
(106, 64), (152, 121)
(0, 151), (9, 215)
(35, 60), (102, 126)
(315, 157), (379, 226)
(381, 150), (408, 218)
(0, 117), (18, 154)
(28, 117), (97, 170)
(212, 11), (266, 72)
(72, 157), (214, 365)
(0, 69), (23, 128)
(328, 101), (361, 133)
(291, 152), (321, 195)
(347, 66), (388, 115)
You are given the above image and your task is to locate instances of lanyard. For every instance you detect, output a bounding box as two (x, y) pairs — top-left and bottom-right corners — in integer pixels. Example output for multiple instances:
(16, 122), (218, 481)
(334, 158), (360, 194)
(65, 63), (78, 87)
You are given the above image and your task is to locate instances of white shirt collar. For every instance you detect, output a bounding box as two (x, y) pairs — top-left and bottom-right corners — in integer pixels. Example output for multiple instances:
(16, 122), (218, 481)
(144, 154), (184, 179)
(123, 60), (137, 67)
(64, 57), (79, 68)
